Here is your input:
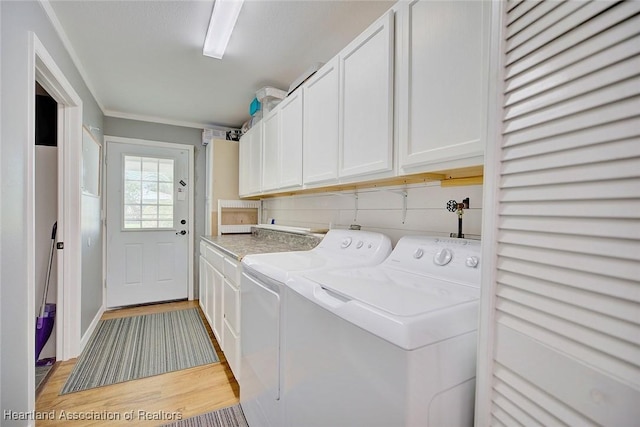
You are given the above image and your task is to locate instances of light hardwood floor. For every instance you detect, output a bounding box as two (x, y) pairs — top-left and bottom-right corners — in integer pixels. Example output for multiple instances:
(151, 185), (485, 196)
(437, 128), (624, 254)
(35, 300), (239, 426)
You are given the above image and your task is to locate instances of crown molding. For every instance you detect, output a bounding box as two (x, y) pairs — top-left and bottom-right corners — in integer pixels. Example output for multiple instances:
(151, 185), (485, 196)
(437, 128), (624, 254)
(103, 109), (240, 131)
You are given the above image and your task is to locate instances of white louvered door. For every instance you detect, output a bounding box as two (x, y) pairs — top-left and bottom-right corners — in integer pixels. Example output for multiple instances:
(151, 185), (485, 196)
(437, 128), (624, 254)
(476, 1), (640, 426)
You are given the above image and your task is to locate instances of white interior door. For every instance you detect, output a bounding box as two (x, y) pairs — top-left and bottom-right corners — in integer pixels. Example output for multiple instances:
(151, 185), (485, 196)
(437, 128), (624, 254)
(106, 140), (190, 308)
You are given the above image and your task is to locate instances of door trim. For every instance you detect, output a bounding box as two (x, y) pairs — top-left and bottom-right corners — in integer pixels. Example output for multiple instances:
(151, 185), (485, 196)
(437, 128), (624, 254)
(28, 32), (84, 412)
(104, 135), (196, 302)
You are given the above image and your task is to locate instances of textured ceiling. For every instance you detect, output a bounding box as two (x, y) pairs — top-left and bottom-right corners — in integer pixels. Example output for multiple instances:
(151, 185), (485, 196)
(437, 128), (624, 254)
(49, 0), (395, 129)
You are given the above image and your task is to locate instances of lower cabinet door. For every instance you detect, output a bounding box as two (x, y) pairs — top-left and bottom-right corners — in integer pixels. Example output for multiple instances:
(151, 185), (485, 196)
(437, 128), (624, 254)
(223, 318), (241, 379)
(212, 267), (224, 347)
(224, 278), (240, 333)
(199, 256), (209, 323)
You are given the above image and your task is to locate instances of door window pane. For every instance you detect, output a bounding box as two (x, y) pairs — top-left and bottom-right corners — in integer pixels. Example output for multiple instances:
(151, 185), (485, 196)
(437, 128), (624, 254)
(123, 155), (174, 229)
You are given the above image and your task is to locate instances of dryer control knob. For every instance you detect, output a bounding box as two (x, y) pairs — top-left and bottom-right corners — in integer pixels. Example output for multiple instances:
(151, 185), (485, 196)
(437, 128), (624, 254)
(341, 237), (352, 249)
(413, 248), (424, 259)
(434, 248), (453, 266)
(356, 241), (364, 249)
(465, 256), (479, 268)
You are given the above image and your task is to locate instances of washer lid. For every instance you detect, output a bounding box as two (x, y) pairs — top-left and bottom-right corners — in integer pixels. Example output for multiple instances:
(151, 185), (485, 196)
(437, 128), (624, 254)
(291, 266), (480, 350)
(305, 266), (479, 317)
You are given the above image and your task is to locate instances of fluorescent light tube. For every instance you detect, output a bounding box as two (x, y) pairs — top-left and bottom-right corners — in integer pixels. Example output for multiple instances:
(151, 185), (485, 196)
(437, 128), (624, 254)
(203, 0), (244, 59)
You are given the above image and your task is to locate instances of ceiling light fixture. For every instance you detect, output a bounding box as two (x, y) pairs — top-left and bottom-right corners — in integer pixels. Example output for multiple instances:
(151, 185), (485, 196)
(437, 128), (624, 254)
(203, 0), (244, 59)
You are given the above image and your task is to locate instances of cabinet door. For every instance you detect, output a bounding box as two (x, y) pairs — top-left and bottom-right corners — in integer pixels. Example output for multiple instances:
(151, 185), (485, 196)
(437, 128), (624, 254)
(303, 58), (339, 185)
(398, 0), (488, 171)
(262, 111), (280, 192)
(279, 91), (303, 189)
(199, 256), (210, 324)
(247, 124), (263, 195)
(212, 267), (224, 347)
(238, 132), (249, 197)
(339, 10), (394, 179)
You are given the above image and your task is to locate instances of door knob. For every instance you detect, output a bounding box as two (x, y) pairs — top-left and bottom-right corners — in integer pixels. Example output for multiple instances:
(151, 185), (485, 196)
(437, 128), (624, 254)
(176, 230), (187, 235)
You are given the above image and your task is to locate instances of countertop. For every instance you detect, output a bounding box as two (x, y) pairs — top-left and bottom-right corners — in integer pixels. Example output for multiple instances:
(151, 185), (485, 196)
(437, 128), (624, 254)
(201, 228), (323, 261)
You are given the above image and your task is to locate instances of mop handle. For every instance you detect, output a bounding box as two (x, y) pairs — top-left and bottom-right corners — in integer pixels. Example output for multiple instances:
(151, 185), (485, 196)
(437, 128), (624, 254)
(40, 222), (57, 318)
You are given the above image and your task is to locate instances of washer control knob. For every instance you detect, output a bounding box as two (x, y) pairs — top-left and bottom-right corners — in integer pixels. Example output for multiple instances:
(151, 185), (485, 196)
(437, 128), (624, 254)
(413, 248), (424, 259)
(465, 256), (479, 268)
(434, 248), (453, 266)
(356, 241), (364, 249)
(341, 237), (352, 249)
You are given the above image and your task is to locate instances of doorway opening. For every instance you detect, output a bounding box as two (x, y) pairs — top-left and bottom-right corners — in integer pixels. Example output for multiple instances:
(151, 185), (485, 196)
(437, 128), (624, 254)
(28, 32), (84, 412)
(34, 82), (58, 390)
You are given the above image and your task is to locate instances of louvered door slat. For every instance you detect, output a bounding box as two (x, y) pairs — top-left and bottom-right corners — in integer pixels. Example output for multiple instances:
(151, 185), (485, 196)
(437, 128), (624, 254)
(502, 97), (640, 147)
(505, 2), (640, 79)
(506, 0), (561, 40)
(497, 284), (640, 344)
(504, 77), (640, 133)
(500, 179), (640, 201)
(498, 230), (640, 261)
(501, 158), (640, 186)
(494, 364), (600, 427)
(496, 313), (640, 390)
(505, 36), (640, 107)
(505, 54), (640, 118)
(506, 1), (587, 54)
(507, 0), (539, 21)
(493, 379), (564, 426)
(497, 270), (639, 321)
(506, 2), (612, 64)
(503, 118), (640, 160)
(499, 199), (640, 219)
(478, 2), (640, 424)
(491, 404), (523, 427)
(502, 138), (640, 175)
(498, 257), (638, 303)
(492, 387), (544, 427)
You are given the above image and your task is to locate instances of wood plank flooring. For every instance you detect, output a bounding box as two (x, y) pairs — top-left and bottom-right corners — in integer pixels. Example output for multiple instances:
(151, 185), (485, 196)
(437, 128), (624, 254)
(35, 300), (239, 426)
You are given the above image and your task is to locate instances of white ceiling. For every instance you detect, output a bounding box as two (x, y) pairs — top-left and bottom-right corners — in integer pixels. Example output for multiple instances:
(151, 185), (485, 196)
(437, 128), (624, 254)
(49, 0), (395, 129)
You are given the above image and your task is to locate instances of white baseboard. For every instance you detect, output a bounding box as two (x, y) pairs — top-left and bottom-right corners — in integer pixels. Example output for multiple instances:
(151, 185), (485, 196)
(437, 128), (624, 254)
(80, 304), (105, 352)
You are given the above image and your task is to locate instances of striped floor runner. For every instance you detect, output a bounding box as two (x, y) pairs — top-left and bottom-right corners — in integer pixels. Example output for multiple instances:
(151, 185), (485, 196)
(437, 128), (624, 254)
(61, 308), (219, 394)
(163, 404), (248, 427)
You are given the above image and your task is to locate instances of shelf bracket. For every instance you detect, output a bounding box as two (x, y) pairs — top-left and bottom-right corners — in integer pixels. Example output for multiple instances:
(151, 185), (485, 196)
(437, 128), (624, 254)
(384, 189), (408, 224)
(329, 192), (359, 223)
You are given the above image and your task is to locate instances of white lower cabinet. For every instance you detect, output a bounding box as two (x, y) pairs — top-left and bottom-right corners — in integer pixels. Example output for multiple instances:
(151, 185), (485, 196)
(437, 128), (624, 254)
(199, 240), (242, 379)
(223, 278), (241, 377)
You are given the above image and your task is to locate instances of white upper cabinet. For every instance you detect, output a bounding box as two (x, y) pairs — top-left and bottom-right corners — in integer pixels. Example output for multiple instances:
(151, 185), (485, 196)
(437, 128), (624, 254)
(261, 90), (303, 193)
(238, 130), (249, 197)
(278, 91), (303, 189)
(303, 58), (340, 186)
(262, 110), (280, 192)
(339, 10), (394, 180)
(239, 123), (262, 197)
(398, 0), (489, 173)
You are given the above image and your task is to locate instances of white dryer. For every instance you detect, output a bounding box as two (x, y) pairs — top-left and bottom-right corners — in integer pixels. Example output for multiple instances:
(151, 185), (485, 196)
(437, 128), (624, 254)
(283, 236), (482, 427)
(240, 229), (392, 427)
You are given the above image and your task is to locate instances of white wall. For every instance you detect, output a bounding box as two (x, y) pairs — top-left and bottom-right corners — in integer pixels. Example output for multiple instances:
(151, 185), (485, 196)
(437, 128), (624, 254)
(1, 1), (103, 422)
(263, 182), (483, 245)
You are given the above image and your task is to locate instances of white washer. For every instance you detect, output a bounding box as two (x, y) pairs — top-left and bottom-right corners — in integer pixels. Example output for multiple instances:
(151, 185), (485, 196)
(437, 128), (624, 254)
(240, 230), (392, 427)
(283, 236), (482, 427)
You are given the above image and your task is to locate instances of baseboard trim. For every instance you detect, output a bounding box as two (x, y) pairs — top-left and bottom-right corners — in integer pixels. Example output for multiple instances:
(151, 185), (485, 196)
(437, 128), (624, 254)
(80, 304), (105, 352)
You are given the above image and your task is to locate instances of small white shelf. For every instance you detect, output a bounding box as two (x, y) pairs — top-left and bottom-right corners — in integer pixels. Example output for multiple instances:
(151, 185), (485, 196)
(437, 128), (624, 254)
(218, 200), (261, 235)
